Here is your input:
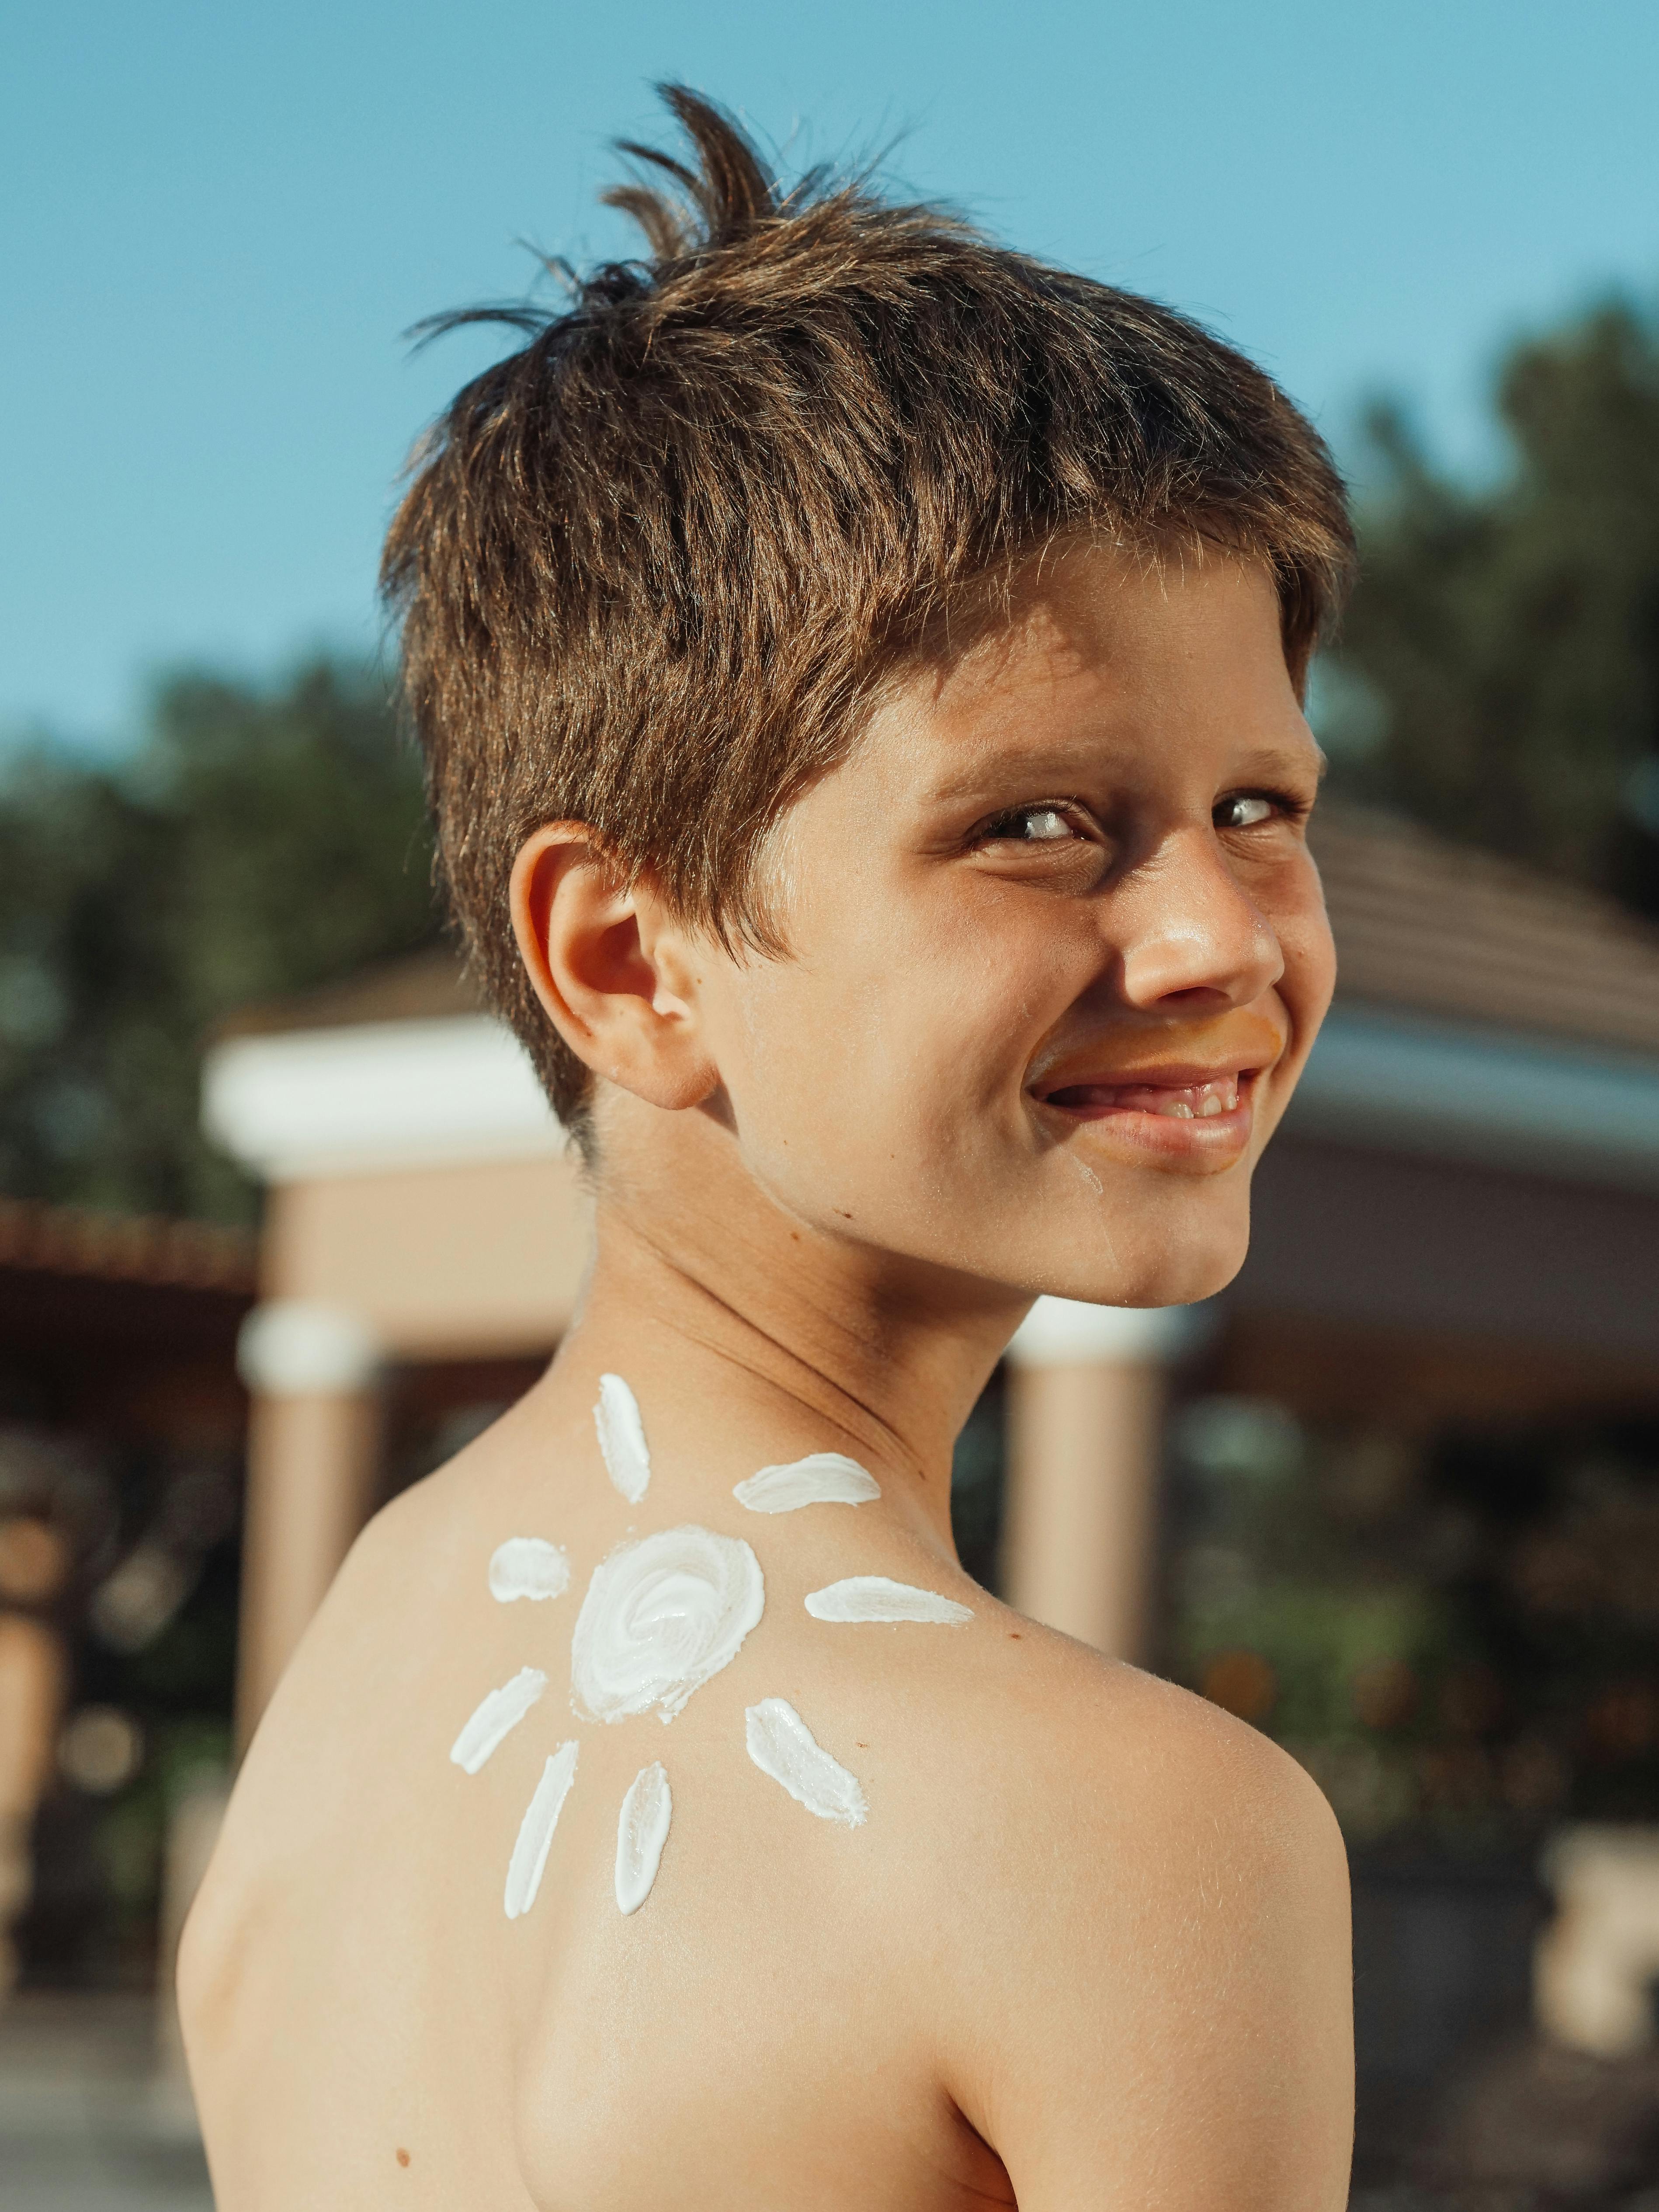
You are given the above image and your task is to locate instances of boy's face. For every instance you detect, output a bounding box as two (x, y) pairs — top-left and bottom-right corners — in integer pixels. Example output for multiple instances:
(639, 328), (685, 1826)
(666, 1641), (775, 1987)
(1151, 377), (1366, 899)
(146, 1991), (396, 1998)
(675, 540), (1334, 1309)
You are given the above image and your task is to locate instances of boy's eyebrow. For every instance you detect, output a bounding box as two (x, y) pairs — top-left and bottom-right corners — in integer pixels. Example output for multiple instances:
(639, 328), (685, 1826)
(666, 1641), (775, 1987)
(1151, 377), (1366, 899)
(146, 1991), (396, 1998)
(919, 732), (1328, 806)
(1222, 738), (1329, 786)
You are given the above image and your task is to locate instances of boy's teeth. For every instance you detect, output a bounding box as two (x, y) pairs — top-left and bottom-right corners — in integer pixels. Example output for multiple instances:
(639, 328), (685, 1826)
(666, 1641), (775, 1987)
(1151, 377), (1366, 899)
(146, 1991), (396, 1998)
(1046, 1073), (1243, 1115)
(1140, 1077), (1238, 1118)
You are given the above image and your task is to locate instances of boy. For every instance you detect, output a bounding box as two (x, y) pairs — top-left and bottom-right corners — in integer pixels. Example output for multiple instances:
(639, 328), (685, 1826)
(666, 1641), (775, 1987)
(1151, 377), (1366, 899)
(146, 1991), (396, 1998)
(183, 87), (1357, 2209)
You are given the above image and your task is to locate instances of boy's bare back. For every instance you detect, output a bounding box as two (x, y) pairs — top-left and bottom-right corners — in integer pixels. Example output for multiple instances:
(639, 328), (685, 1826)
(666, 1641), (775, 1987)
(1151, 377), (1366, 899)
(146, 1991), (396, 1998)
(184, 1349), (1350, 2212)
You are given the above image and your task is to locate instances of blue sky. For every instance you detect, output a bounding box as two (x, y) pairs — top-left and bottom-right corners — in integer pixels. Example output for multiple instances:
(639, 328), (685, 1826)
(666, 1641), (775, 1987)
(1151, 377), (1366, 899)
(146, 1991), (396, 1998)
(4, 0), (1657, 750)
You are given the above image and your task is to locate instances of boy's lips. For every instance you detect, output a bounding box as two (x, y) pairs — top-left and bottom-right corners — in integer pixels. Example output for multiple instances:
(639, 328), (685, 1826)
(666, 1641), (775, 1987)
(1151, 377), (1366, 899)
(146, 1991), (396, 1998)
(1026, 1014), (1289, 1160)
(1031, 1063), (1264, 1163)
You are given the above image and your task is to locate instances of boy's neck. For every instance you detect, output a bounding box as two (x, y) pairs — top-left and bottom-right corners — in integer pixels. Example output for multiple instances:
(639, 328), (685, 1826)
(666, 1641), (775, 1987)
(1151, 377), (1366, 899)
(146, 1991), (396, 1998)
(549, 1108), (1027, 1548)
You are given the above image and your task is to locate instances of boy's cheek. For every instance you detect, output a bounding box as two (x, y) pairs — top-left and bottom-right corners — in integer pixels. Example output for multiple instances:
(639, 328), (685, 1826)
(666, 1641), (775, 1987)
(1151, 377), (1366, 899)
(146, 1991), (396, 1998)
(722, 1003), (1005, 1196)
(719, 946), (1079, 1183)
(1278, 908), (1339, 1036)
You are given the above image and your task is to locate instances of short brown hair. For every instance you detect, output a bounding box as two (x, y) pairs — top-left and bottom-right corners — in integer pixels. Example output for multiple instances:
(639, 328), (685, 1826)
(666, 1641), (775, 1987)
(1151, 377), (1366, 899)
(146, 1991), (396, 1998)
(382, 87), (1354, 1139)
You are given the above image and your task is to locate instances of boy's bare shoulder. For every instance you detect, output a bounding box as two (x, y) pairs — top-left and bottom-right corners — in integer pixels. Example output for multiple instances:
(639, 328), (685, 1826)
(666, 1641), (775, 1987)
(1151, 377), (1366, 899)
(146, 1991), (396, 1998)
(834, 1588), (1345, 2027)
(928, 1601), (1339, 1880)
(909, 1609), (1351, 2192)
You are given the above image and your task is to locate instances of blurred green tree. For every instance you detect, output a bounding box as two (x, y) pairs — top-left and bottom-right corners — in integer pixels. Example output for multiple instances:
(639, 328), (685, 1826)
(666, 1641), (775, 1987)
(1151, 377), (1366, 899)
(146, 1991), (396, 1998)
(0, 658), (440, 1222)
(1326, 294), (1659, 916)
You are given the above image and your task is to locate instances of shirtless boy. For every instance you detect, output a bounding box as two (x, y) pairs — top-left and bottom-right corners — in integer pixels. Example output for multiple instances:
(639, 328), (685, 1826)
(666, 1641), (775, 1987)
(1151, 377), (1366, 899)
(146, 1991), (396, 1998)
(181, 88), (1358, 2209)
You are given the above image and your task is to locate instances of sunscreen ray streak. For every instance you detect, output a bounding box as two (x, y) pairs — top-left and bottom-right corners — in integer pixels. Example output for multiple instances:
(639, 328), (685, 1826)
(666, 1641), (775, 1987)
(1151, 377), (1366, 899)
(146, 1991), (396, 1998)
(734, 1454), (881, 1513)
(504, 1742), (580, 1920)
(450, 1666), (548, 1774)
(746, 1697), (868, 1826)
(805, 1576), (972, 1625)
(489, 1536), (571, 1603)
(615, 1762), (673, 1915)
(595, 1373), (651, 1504)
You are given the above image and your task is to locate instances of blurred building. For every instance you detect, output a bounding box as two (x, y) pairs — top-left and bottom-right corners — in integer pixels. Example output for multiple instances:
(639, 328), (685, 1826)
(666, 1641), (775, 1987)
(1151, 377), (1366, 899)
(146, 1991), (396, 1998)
(0, 1200), (253, 1990)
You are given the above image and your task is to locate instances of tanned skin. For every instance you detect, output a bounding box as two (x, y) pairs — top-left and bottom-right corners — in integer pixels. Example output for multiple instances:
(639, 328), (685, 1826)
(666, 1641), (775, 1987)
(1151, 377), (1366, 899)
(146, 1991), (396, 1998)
(181, 542), (1353, 2210)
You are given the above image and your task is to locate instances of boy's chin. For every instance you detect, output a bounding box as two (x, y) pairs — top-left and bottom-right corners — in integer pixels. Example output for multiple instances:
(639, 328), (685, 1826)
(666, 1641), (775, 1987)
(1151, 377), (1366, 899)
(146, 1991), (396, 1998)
(1026, 1213), (1249, 1313)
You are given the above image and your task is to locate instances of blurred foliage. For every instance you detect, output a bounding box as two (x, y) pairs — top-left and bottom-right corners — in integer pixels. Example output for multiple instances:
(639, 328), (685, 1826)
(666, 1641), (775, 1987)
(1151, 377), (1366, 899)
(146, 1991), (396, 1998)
(0, 657), (441, 1222)
(1326, 293), (1659, 918)
(1169, 1396), (1659, 1851)
(3, 1417), (245, 1982)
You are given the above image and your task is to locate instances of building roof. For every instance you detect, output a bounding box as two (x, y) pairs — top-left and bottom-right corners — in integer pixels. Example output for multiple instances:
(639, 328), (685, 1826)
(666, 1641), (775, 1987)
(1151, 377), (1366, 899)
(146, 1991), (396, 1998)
(0, 1198), (257, 1363)
(215, 947), (482, 1039)
(1313, 805), (1659, 1059)
(0, 1198), (257, 1293)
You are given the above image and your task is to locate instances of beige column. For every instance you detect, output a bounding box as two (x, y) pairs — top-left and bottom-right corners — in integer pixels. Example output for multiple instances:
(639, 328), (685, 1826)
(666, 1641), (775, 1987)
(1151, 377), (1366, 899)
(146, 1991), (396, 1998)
(1001, 1300), (1191, 1660)
(234, 1299), (382, 1750)
(0, 1611), (66, 1994)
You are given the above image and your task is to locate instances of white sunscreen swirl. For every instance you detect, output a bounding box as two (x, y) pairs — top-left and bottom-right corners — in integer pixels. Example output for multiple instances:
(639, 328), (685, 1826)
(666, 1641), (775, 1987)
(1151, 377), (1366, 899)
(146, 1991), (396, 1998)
(594, 1373), (651, 1505)
(805, 1575), (973, 1626)
(504, 1740), (579, 1920)
(615, 1762), (673, 1916)
(450, 1665), (548, 1774)
(733, 1453), (881, 1514)
(571, 1524), (764, 1724)
(488, 1536), (570, 1603)
(745, 1698), (868, 1826)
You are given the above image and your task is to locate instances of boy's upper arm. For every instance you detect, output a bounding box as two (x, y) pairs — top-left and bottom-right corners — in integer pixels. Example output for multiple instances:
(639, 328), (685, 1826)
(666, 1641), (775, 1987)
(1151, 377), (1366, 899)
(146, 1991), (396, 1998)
(947, 1681), (1354, 2212)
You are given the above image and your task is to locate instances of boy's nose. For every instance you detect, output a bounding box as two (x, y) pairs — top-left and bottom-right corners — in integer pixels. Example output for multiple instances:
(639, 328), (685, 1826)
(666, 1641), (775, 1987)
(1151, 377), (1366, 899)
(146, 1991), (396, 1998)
(1114, 830), (1284, 1012)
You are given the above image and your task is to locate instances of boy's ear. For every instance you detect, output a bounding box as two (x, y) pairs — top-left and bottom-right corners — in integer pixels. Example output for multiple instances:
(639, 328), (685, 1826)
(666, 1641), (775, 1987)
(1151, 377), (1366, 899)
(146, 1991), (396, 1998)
(509, 825), (719, 1111)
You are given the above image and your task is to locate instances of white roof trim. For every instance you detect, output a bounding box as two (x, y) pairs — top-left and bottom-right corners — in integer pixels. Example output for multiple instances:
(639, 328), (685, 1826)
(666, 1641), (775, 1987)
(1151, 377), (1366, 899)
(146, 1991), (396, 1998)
(1006, 1297), (1210, 1366)
(201, 1015), (564, 1181)
(1290, 1004), (1659, 1191)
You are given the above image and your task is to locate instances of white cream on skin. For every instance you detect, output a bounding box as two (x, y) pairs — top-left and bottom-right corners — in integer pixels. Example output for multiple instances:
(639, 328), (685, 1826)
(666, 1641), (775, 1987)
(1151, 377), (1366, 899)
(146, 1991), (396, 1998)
(614, 1762), (673, 1916)
(504, 1740), (579, 1920)
(571, 1524), (764, 1724)
(488, 1536), (570, 1603)
(733, 1453), (882, 1513)
(594, 1372), (651, 1505)
(805, 1576), (973, 1626)
(745, 1697), (867, 1826)
(450, 1665), (548, 1774)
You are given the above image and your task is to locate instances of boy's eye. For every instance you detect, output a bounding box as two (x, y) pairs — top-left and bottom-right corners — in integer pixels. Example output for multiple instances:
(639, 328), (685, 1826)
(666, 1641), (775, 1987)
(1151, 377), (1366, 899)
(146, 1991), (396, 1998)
(984, 805), (1076, 844)
(1215, 793), (1279, 830)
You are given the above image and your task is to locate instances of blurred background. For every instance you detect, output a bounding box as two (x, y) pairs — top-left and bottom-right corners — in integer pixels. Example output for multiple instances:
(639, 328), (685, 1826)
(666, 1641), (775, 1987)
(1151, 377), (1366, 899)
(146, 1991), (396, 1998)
(3, 2), (1659, 2205)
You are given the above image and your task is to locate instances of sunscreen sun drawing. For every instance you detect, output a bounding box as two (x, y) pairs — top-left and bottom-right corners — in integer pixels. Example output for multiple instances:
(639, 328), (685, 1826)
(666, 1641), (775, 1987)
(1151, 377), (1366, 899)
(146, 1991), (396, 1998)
(449, 1373), (973, 1920)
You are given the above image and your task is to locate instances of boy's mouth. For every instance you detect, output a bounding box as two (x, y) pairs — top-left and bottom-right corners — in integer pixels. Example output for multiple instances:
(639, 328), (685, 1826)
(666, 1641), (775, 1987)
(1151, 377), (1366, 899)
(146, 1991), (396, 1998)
(1043, 1072), (1242, 1120)
(1025, 1010), (1289, 1166)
